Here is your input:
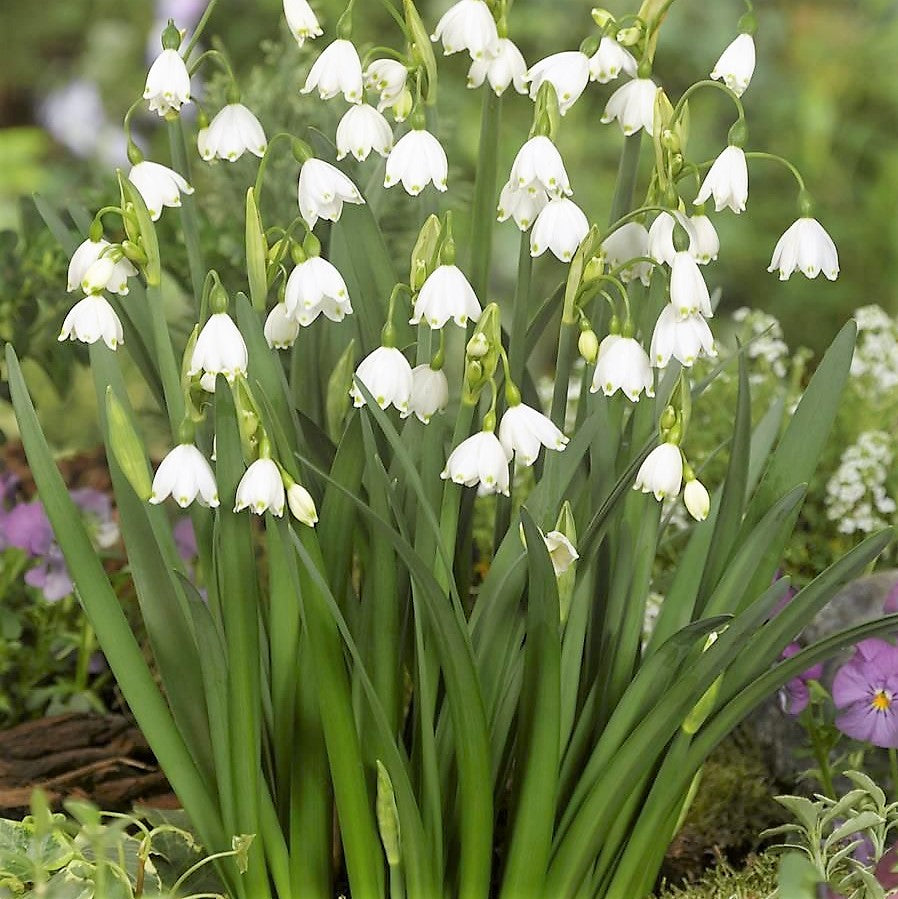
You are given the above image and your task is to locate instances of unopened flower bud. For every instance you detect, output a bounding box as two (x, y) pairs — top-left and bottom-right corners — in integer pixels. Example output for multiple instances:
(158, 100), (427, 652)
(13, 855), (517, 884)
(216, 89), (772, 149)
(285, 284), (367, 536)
(288, 483), (319, 526)
(660, 405), (677, 431)
(684, 478), (710, 522)
(583, 256), (604, 282)
(466, 332), (489, 359)
(660, 128), (679, 152)
(617, 25), (643, 47)
(591, 7), (615, 27)
(579, 329), (599, 364)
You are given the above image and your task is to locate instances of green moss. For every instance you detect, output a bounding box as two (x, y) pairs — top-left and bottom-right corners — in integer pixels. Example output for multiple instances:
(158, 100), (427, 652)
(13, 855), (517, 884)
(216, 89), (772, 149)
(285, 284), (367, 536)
(656, 852), (779, 899)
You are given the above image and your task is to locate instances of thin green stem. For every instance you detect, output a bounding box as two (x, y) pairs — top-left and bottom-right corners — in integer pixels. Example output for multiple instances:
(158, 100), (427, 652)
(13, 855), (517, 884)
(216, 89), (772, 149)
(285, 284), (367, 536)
(549, 322), (577, 430)
(167, 120), (206, 309)
(806, 712), (835, 797)
(74, 621), (95, 694)
(508, 231), (533, 389)
(253, 133), (298, 210)
(188, 48), (236, 84)
(744, 151), (807, 192)
(671, 79), (746, 131)
(183, 0), (220, 59)
(469, 89), (503, 299)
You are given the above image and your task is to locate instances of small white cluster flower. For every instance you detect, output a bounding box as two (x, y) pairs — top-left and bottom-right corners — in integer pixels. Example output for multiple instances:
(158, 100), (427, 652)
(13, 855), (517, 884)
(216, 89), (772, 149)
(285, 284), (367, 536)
(442, 431), (510, 496)
(732, 307), (789, 379)
(710, 33), (756, 98)
(431, 0), (499, 60)
(591, 335), (654, 402)
(264, 303), (301, 349)
(850, 305), (898, 392)
(825, 431), (897, 535)
(67, 238), (136, 296)
(589, 37), (637, 83)
(526, 52), (591, 116)
(189, 312), (249, 385)
(601, 222), (652, 286)
(468, 38), (527, 96)
(59, 295), (124, 351)
(235, 458), (286, 516)
(530, 198), (589, 262)
(498, 403), (569, 467)
(285, 255), (353, 326)
(405, 366), (449, 424)
(364, 60), (409, 116)
(635, 443), (683, 501)
(650, 305), (717, 369)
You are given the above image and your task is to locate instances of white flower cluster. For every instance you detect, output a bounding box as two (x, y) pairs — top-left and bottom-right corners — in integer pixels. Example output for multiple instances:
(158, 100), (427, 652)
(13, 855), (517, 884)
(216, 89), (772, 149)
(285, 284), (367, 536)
(851, 305), (898, 393)
(732, 306), (790, 380)
(826, 431), (897, 535)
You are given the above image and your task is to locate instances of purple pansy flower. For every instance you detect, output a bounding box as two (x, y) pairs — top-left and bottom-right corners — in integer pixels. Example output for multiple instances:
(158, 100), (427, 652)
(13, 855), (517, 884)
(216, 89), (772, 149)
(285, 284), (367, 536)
(780, 642), (824, 716)
(833, 638), (898, 748)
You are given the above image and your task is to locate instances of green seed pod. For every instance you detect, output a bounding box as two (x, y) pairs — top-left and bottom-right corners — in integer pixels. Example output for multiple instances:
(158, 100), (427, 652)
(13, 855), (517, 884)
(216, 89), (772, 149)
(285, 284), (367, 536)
(578, 329), (599, 365)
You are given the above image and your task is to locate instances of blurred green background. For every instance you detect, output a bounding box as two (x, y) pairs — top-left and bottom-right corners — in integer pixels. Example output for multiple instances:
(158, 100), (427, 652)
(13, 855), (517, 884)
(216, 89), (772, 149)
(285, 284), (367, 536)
(0, 0), (896, 361)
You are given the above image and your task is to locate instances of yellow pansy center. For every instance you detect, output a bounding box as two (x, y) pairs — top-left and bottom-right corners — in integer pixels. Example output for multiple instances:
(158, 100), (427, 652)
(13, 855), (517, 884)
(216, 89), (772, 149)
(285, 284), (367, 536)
(871, 689), (893, 712)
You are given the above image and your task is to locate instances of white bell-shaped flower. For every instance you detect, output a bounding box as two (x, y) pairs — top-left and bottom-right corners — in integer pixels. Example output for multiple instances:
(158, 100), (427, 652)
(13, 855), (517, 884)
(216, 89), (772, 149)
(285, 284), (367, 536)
(647, 211), (699, 267)
(670, 251), (713, 319)
(497, 182), (550, 231)
(128, 161), (194, 222)
(650, 305), (717, 369)
(689, 214), (720, 264)
(149, 444), (219, 508)
(508, 135), (571, 196)
(198, 104), (267, 162)
(684, 478), (711, 521)
(287, 483), (318, 526)
(336, 104), (393, 162)
(544, 530), (579, 576)
(591, 334), (655, 402)
(301, 39), (364, 103)
(601, 78), (658, 136)
(189, 313), (248, 383)
(441, 430), (510, 496)
(384, 129), (448, 195)
(601, 222), (651, 285)
(404, 365), (449, 423)
(284, 0), (322, 47)
(695, 145), (748, 214)
(526, 51), (590, 116)
(468, 38), (527, 96)
(350, 346), (414, 413)
(411, 264), (481, 329)
(498, 402), (569, 467)
(364, 59), (408, 113)
(264, 303), (300, 348)
(297, 158), (364, 229)
(68, 239), (136, 296)
(58, 295), (124, 351)
(768, 217), (839, 281)
(588, 37), (637, 83)
(144, 48), (191, 116)
(635, 442), (683, 501)
(284, 256), (352, 325)
(530, 197), (589, 262)
(431, 0), (499, 60)
(235, 458), (285, 516)
(710, 33), (756, 98)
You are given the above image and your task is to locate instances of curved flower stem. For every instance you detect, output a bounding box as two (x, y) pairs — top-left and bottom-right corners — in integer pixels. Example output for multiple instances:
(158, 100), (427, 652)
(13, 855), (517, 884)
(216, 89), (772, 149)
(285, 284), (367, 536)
(599, 203), (672, 245)
(183, 0), (220, 60)
(188, 48), (236, 84)
(744, 150), (807, 193)
(671, 79), (746, 131)
(167, 120), (206, 310)
(469, 89), (503, 299)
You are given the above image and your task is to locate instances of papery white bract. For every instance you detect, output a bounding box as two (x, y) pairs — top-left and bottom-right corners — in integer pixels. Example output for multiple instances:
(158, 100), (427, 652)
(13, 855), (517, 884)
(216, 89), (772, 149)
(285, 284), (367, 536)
(601, 78), (658, 136)
(68, 239), (136, 296)
(284, 256), (352, 325)
(498, 403), (569, 466)
(468, 38), (527, 96)
(530, 197), (589, 262)
(188, 312), (248, 383)
(405, 365), (449, 423)
(689, 214), (720, 264)
(298, 158), (364, 229)
(497, 182), (549, 231)
(283, 0), (322, 47)
(591, 335), (655, 402)
(650, 305), (717, 368)
(411, 264), (481, 329)
(684, 478), (711, 521)
(544, 530), (579, 576)
(384, 129), (448, 195)
(441, 431), (510, 496)
(526, 51), (590, 116)
(695, 145), (748, 214)
(670, 251), (713, 318)
(235, 458), (285, 516)
(431, 0), (499, 60)
(711, 33), (756, 98)
(350, 346), (413, 413)
(198, 104), (267, 161)
(128, 161), (193, 222)
(301, 39), (364, 103)
(58, 295), (124, 351)
(588, 37), (637, 83)
(508, 135), (571, 196)
(336, 104), (393, 162)
(144, 48), (191, 116)
(287, 483), (318, 526)
(149, 444), (219, 508)
(364, 59), (408, 113)
(601, 222), (652, 285)
(768, 217), (839, 281)
(635, 442), (683, 500)
(264, 303), (300, 348)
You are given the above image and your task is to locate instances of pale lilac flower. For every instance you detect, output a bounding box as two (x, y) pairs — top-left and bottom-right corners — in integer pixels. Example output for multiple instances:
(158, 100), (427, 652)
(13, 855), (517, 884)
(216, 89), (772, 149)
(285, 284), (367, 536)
(779, 643), (824, 716)
(833, 639), (898, 747)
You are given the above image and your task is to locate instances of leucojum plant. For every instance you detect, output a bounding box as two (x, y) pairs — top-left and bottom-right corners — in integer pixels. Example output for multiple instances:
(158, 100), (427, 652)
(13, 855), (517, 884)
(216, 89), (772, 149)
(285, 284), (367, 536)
(8, 0), (898, 898)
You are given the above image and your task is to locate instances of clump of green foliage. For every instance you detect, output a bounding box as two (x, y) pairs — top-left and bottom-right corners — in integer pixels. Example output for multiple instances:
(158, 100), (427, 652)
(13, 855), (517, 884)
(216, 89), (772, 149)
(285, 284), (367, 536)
(656, 853), (779, 899)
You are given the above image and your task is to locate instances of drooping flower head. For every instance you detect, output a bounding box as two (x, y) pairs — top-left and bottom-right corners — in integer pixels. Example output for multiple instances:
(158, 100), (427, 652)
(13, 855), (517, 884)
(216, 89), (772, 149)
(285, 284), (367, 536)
(441, 430), (510, 496)
(768, 218), (839, 281)
(710, 33), (756, 98)
(779, 643), (824, 716)
(410, 264), (481, 329)
(298, 159), (365, 230)
(833, 639), (898, 747)
(301, 39), (364, 103)
(526, 51), (591, 116)
(188, 312), (248, 384)
(198, 104), (267, 162)
(350, 346), (414, 414)
(144, 47), (191, 116)
(67, 239), (136, 296)
(508, 135), (572, 197)
(601, 222), (652, 286)
(404, 365), (449, 424)
(650, 305), (717, 369)
(128, 161), (194, 222)
(498, 402), (568, 467)
(59, 295), (124, 351)
(283, 0), (323, 47)
(530, 198), (589, 262)
(384, 129), (448, 195)
(235, 458), (286, 516)
(634, 442), (684, 501)
(468, 38), (527, 96)
(695, 145), (748, 214)
(588, 37), (637, 84)
(150, 444), (220, 508)
(284, 255), (352, 325)
(431, 0), (499, 60)
(591, 334), (654, 402)
(601, 78), (658, 136)
(336, 104), (393, 162)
